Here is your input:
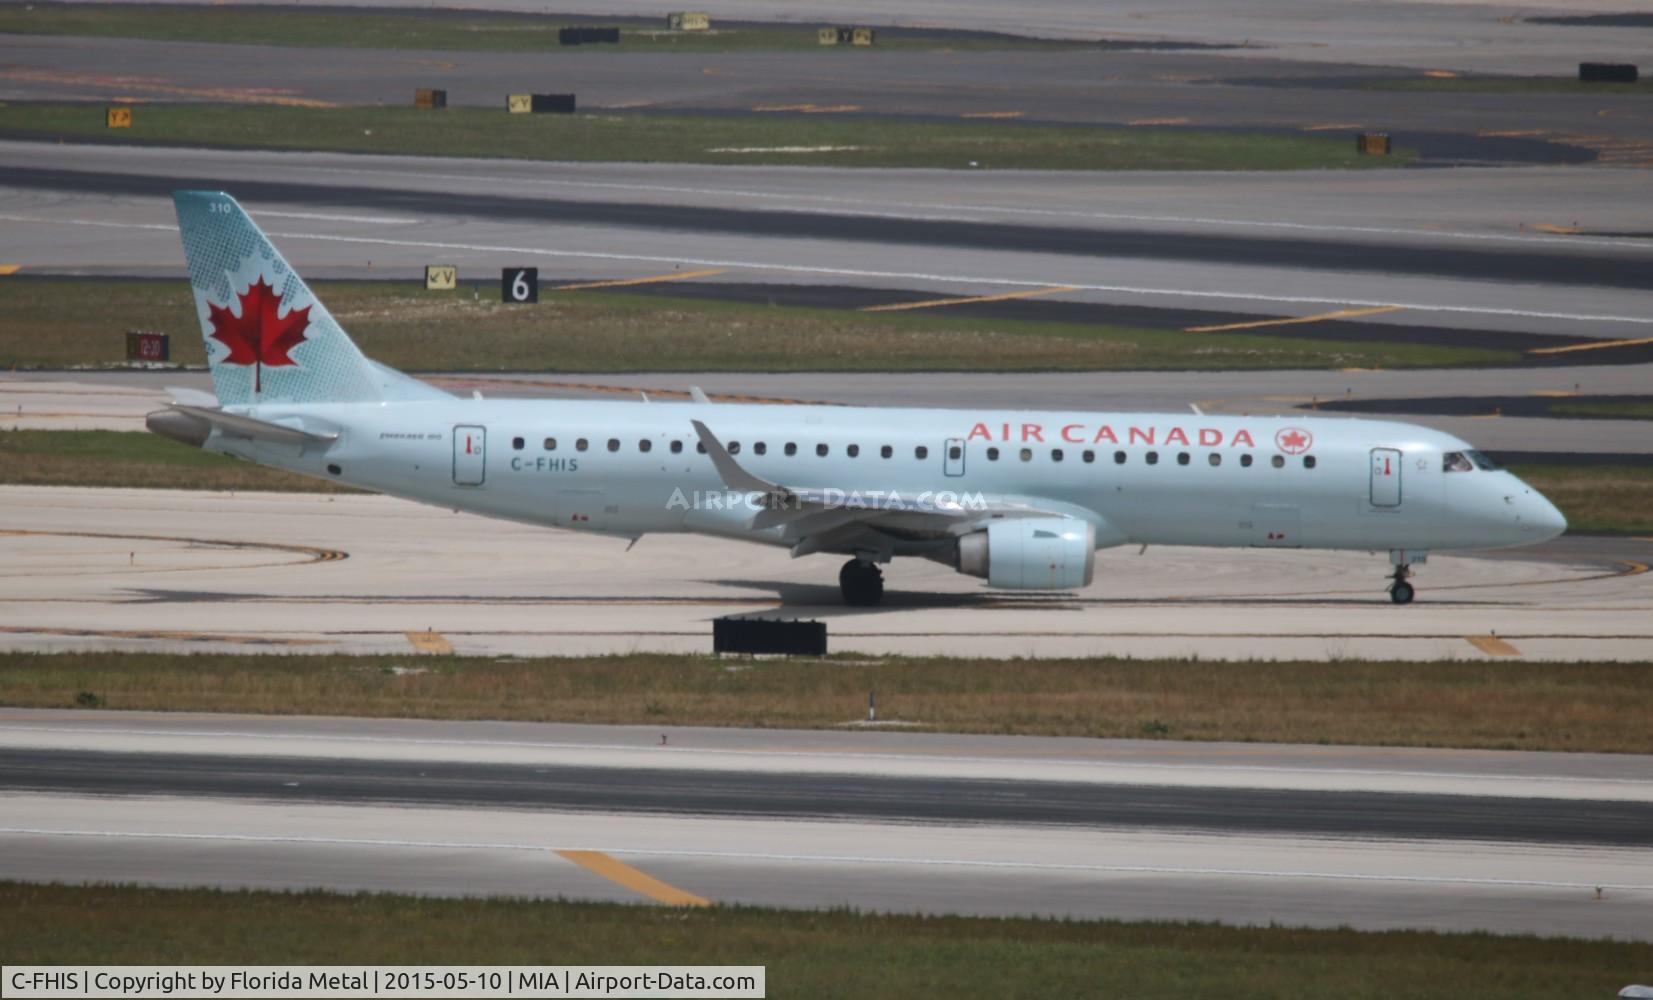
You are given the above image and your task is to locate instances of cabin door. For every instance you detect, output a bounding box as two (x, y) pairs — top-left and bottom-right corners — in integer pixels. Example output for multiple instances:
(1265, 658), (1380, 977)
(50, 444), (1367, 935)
(453, 425), (486, 485)
(1370, 448), (1402, 507)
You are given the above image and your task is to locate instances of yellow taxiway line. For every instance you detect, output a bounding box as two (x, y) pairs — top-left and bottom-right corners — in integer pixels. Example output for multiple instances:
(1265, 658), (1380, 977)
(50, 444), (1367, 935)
(1527, 336), (1653, 356)
(1184, 305), (1403, 334)
(557, 850), (710, 907)
(405, 630), (453, 654)
(0, 265), (21, 276)
(862, 285), (1077, 313)
(555, 268), (726, 291)
(1465, 635), (1521, 657)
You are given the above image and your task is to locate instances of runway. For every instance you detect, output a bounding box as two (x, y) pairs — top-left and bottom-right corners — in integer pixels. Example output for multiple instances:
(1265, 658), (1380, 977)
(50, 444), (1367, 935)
(1, 710), (1648, 937)
(1, 484), (1650, 660)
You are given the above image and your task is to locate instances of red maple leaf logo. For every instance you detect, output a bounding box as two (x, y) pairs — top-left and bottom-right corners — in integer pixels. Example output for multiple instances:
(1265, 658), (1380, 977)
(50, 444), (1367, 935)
(207, 277), (310, 394)
(1275, 427), (1313, 455)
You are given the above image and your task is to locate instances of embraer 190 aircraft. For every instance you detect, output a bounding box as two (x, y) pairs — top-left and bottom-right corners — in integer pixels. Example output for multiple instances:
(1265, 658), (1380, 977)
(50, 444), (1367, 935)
(147, 192), (1567, 606)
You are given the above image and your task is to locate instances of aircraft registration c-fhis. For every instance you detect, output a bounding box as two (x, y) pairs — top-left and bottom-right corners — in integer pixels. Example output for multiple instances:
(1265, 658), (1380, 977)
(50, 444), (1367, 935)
(147, 192), (1567, 607)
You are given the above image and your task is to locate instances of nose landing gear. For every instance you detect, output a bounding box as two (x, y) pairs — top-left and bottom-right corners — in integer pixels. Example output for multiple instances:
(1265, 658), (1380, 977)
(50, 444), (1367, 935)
(1386, 549), (1425, 604)
(839, 558), (884, 607)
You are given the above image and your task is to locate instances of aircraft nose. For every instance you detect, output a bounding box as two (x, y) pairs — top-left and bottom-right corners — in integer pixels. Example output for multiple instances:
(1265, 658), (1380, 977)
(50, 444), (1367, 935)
(1523, 489), (1568, 540)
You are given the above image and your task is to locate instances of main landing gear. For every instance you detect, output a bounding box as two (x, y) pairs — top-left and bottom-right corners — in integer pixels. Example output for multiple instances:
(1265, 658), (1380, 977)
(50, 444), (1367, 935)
(840, 558), (884, 607)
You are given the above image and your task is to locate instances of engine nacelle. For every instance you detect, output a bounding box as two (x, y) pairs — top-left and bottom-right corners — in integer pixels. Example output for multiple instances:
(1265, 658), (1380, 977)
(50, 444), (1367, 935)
(956, 517), (1096, 590)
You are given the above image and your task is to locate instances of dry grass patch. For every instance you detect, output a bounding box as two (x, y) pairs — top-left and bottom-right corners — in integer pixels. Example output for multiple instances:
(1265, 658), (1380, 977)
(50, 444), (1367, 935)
(0, 430), (352, 492)
(6, 652), (1650, 753)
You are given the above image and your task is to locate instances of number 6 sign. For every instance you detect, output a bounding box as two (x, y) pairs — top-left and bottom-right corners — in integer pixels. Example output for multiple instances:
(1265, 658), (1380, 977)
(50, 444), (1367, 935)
(501, 267), (539, 303)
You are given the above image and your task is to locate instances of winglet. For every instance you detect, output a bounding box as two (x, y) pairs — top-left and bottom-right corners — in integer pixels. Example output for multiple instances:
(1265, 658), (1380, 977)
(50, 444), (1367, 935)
(690, 419), (788, 499)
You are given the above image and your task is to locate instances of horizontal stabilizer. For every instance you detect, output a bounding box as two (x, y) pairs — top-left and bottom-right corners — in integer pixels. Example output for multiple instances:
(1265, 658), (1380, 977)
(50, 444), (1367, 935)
(150, 404), (338, 448)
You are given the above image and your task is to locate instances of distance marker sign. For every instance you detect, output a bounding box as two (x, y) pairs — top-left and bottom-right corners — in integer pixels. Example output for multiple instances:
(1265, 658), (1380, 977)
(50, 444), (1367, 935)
(501, 267), (539, 303)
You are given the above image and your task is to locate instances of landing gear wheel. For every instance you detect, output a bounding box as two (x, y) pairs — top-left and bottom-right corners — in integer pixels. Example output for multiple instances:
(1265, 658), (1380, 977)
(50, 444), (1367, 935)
(1390, 581), (1415, 605)
(839, 559), (884, 607)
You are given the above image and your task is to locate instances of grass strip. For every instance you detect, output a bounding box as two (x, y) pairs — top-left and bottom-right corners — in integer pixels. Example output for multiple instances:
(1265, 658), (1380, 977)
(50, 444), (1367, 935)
(1506, 463), (1653, 536)
(0, 278), (1508, 372)
(1550, 400), (1653, 420)
(0, 103), (1413, 171)
(3, 884), (1648, 998)
(7, 652), (1650, 753)
(0, 3), (1082, 54)
(8, 434), (1645, 535)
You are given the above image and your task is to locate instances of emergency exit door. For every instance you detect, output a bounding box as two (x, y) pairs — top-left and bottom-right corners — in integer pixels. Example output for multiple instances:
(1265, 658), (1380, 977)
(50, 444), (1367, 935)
(1370, 448), (1401, 507)
(453, 425), (486, 485)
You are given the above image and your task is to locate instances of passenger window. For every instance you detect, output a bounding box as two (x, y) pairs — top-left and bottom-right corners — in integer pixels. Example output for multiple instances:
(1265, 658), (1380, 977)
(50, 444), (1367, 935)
(1443, 451), (1474, 473)
(987, 447), (1000, 461)
(512, 437), (525, 451)
(607, 438), (620, 452)
(1240, 454), (1253, 467)
(1208, 453), (1221, 467)
(639, 439), (651, 453)
(947, 445), (960, 460)
(915, 446), (928, 460)
(1146, 451), (1159, 465)
(670, 440), (683, 454)
(543, 437), (556, 451)
(1303, 455), (1315, 469)
(576, 438), (589, 452)
(1019, 448), (1032, 462)
(882, 445), (894, 459)
(728, 441), (740, 455)
(696, 441), (706, 454)
(1177, 452), (1190, 466)
(1051, 448), (1064, 462)
(785, 442), (797, 456)
(816, 443), (829, 457)
(1271, 455), (1285, 468)
(754, 442), (766, 456)
(1083, 450), (1095, 463)
(847, 444), (860, 458)
(1114, 451), (1126, 464)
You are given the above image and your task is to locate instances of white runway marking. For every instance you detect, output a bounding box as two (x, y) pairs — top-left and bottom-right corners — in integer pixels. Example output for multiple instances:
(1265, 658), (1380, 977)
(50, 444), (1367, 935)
(4, 828), (1648, 891)
(3, 212), (1647, 326)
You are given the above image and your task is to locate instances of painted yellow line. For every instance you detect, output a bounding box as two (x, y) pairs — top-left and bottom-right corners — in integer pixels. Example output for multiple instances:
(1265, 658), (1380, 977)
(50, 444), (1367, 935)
(961, 110), (1024, 119)
(862, 285), (1077, 313)
(556, 268), (726, 291)
(1423, 69), (1458, 79)
(1529, 390), (1577, 397)
(1530, 224), (1583, 235)
(405, 630), (453, 654)
(752, 103), (860, 113)
(1184, 305), (1403, 333)
(557, 850), (710, 907)
(1302, 122), (1362, 131)
(0, 265), (20, 276)
(1528, 335), (1653, 356)
(1466, 635), (1521, 657)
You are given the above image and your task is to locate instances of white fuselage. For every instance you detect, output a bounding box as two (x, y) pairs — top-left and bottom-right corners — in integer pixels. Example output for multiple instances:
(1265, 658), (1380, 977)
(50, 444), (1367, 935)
(209, 398), (1567, 560)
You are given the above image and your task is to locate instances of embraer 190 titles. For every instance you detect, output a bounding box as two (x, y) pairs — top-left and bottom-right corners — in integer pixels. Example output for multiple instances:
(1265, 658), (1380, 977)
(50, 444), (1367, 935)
(147, 192), (1567, 608)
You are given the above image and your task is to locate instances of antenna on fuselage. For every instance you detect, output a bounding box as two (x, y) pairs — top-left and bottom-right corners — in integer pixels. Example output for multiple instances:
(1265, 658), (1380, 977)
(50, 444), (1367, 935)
(689, 386), (711, 404)
(1190, 403), (1204, 416)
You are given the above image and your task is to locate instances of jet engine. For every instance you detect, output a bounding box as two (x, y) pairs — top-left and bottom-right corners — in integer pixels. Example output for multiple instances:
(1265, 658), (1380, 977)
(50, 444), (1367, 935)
(956, 517), (1096, 590)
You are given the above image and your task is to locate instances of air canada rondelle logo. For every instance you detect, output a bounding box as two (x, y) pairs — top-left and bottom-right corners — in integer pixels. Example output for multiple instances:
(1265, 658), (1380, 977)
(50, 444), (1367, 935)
(1274, 427), (1313, 455)
(207, 276), (310, 393)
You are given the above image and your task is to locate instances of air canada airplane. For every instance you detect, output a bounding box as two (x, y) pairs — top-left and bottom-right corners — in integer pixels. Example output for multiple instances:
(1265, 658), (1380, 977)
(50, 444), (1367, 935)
(147, 192), (1567, 606)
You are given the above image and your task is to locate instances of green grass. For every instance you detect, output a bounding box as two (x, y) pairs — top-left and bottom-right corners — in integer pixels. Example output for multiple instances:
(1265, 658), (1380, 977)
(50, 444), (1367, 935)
(0, 103), (1414, 171)
(0, 429), (349, 492)
(1363, 76), (1653, 95)
(0, 278), (1508, 373)
(1509, 463), (1653, 535)
(0, 3), (1082, 54)
(1551, 400), (1653, 420)
(6, 884), (1646, 998)
(7, 651), (1651, 753)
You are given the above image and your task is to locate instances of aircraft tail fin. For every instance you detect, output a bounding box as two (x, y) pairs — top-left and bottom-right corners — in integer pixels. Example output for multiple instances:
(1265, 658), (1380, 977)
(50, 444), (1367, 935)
(172, 191), (447, 406)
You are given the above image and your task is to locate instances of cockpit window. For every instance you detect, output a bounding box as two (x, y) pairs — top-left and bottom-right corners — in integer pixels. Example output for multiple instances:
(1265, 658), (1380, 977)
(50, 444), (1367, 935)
(1443, 451), (1474, 473)
(1466, 450), (1501, 471)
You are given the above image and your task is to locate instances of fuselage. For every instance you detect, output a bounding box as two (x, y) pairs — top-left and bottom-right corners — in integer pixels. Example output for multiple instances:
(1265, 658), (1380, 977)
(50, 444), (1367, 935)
(205, 398), (1567, 558)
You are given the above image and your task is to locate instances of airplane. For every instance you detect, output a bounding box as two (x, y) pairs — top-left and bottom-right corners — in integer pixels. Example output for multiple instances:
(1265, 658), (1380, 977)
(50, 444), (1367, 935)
(146, 191), (1568, 607)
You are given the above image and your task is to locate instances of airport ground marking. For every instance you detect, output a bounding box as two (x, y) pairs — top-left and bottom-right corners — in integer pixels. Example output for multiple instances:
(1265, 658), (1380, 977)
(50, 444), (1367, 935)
(1302, 123), (1362, 131)
(555, 267), (726, 291)
(1527, 335), (1653, 356)
(6, 829), (1650, 892)
(1184, 305), (1404, 333)
(405, 630), (453, 654)
(861, 285), (1078, 313)
(1128, 117), (1189, 126)
(1529, 224), (1583, 235)
(0, 264), (20, 275)
(9, 212), (1653, 327)
(1465, 635), (1521, 657)
(557, 849), (710, 907)
(960, 110), (1024, 119)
